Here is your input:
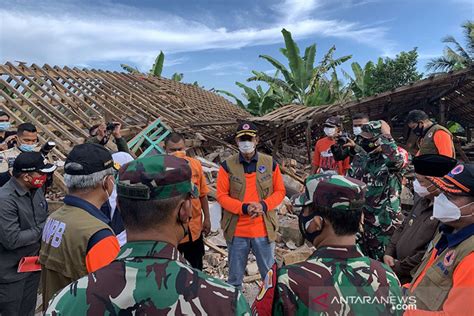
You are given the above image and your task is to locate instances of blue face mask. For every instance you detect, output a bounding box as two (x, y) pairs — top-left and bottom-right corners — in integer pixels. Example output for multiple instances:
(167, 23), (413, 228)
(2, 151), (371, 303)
(19, 143), (36, 152)
(0, 122), (11, 131)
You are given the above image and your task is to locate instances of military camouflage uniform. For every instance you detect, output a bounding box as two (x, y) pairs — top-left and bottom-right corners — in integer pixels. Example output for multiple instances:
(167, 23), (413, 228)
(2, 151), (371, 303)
(273, 174), (402, 316)
(46, 241), (250, 315)
(274, 245), (402, 315)
(45, 155), (251, 315)
(348, 121), (405, 261)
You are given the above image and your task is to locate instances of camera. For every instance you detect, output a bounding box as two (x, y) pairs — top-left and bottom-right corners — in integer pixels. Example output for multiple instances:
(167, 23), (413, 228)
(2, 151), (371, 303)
(106, 122), (119, 132)
(336, 132), (350, 146)
(40, 141), (56, 156)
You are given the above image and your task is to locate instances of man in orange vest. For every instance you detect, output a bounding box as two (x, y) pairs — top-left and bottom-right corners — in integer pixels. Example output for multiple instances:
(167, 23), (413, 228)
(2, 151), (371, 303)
(405, 163), (474, 314)
(216, 122), (286, 288)
(406, 110), (455, 158)
(164, 133), (210, 270)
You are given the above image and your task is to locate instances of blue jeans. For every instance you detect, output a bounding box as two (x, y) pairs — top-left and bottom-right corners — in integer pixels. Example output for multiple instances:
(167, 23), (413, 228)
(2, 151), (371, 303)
(227, 237), (275, 288)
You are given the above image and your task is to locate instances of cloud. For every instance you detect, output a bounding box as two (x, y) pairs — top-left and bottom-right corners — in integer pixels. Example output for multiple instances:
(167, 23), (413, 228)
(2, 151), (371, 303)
(189, 62), (248, 73)
(0, 0), (395, 69)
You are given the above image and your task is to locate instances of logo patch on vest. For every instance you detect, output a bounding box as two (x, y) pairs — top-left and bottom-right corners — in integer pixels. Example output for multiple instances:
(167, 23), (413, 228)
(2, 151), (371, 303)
(258, 166), (266, 173)
(428, 132), (433, 138)
(450, 165), (464, 176)
(443, 250), (456, 267)
(243, 123), (250, 130)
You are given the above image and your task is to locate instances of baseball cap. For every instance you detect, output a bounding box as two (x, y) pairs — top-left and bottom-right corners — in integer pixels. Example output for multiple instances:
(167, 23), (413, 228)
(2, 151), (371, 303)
(428, 163), (474, 196)
(413, 154), (458, 177)
(13, 152), (57, 173)
(293, 174), (366, 211)
(323, 116), (342, 128)
(236, 121), (258, 138)
(117, 154), (198, 200)
(65, 143), (114, 175)
(360, 120), (382, 139)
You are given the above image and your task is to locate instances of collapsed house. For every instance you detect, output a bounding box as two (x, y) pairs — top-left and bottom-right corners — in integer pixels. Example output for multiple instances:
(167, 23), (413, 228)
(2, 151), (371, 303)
(1, 62), (473, 293)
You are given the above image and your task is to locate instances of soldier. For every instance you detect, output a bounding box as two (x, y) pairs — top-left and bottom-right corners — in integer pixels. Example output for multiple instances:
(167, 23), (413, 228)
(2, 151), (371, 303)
(346, 120), (406, 261)
(45, 154), (251, 315)
(263, 174), (402, 315)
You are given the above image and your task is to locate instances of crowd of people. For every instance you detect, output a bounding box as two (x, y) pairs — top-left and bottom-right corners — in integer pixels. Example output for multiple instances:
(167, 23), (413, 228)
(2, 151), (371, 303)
(0, 108), (473, 315)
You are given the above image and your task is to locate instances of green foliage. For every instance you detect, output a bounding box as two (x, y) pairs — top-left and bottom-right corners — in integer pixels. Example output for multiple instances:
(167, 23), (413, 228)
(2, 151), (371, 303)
(427, 21), (474, 72)
(171, 73), (184, 82)
(342, 61), (375, 99)
(217, 80), (285, 116)
(121, 64), (140, 74)
(344, 49), (422, 99)
(150, 51), (165, 77)
(369, 49), (423, 93)
(248, 28), (351, 106)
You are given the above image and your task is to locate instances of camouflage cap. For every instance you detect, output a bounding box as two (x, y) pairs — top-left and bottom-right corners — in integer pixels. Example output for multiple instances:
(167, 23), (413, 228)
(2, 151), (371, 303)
(117, 154), (198, 200)
(360, 120), (382, 139)
(293, 174), (367, 211)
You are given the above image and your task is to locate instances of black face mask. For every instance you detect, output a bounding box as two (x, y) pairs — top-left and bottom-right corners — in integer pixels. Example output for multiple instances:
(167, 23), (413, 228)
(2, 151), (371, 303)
(360, 138), (378, 153)
(412, 123), (425, 137)
(298, 211), (323, 244)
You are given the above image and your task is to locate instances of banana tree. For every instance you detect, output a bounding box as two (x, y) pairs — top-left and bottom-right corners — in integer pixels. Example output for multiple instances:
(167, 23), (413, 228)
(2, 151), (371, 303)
(150, 51), (165, 77)
(342, 61), (375, 99)
(217, 82), (285, 116)
(248, 28), (351, 106)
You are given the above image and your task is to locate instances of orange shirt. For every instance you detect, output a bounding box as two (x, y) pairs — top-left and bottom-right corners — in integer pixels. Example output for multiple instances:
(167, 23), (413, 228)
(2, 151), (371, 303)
(85, 234), (120, 272)
(406, 243), (474, 314)
(216, 155), (286, 238)
(312, 137), (350, 175)
(180, 156), (209, 243)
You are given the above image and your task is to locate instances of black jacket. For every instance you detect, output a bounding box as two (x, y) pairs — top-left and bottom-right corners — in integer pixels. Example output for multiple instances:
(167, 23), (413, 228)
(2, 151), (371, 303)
(385, 197), (440, 284)
(0, 178), (47, 283)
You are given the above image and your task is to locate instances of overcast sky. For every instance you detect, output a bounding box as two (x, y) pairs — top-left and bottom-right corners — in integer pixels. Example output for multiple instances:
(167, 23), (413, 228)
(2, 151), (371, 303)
(1, 0), (472, 97)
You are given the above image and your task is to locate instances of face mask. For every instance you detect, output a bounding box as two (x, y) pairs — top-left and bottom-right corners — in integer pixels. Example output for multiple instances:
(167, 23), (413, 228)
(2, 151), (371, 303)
(103, 176), (113, 200)
(360, 138), (378, 153)
(298, 212), (323, 244)
(170, 150), (186, 158)
(28, 174), (47, 188)
(413, 123), (425, 137)
(0, 122), (11, 131)
(238, 141), (255, 154)
(413, 179), (432, 198)
(433, 193), (474, 223)
(353, 126), (362, 136)
(324, 127), (336, 137)
(19, 143), (36, 152)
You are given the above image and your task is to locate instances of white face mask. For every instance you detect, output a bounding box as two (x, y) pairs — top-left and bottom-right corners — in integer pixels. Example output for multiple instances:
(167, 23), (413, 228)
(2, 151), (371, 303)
(433, 193), (474, 223)
(238, 141), (255, 154)
(353, 126), (362, 136)
(413, 179), (431, 198)
(324, 127), (336, 137)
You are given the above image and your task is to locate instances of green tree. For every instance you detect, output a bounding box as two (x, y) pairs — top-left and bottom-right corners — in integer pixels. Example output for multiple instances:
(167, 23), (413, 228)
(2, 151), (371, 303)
(248, 28), (351, 106)
(217, 82), (284, 116)
(427, 21), (474, 72)
(368, 49), (423, 94)
(342, 61), (375, 99)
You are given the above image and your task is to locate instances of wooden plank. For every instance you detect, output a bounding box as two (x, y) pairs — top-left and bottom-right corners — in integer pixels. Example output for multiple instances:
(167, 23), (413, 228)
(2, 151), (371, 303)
(204, 239), (227, 257)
